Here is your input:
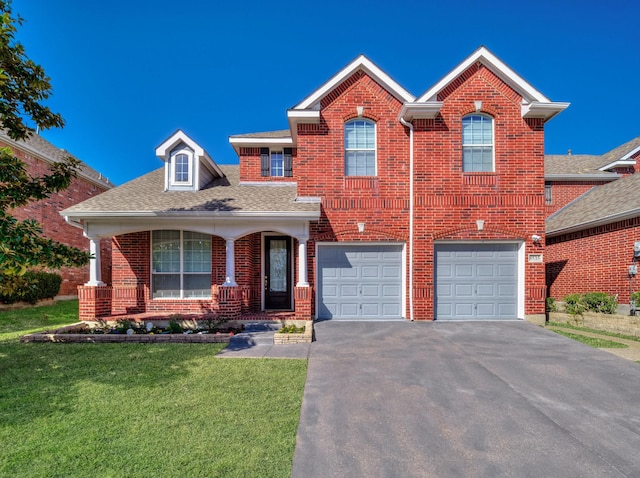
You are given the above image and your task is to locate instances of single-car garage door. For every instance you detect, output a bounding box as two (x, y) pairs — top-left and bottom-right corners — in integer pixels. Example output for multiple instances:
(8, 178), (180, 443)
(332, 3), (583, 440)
(435, 243), (518, 320)
(317, 244), (403, 320)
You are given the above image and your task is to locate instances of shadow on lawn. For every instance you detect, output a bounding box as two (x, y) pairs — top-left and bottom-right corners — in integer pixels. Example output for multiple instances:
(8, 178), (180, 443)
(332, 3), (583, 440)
(0, 341), (225, 426)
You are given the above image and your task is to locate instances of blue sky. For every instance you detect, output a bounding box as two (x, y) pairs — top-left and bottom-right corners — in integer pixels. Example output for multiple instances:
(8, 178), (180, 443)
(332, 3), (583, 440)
(15, 0), (640, 185)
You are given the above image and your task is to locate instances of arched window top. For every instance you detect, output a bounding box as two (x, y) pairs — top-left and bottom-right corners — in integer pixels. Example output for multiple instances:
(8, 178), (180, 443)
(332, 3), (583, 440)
(344, 119), (376, 176)
(462, 114), (494, 172)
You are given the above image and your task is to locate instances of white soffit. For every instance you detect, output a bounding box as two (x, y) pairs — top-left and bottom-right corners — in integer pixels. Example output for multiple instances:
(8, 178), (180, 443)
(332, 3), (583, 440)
(292, 54), (415, 111)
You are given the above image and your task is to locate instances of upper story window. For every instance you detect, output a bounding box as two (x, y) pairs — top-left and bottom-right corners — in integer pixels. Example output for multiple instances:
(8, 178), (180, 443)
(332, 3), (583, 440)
(345, 119), (376, 176)
(462, 114), (494, 172)
(261, 148), (293, 177)
(170, 149), (193, 186)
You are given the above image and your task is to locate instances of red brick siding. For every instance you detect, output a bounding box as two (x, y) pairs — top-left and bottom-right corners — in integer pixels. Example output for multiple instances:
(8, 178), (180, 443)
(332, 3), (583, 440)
(414, 65), (547, 317)
(546, 218), (640, 304)
(2, 139), (112, 295)
(545, 181), (601, 215)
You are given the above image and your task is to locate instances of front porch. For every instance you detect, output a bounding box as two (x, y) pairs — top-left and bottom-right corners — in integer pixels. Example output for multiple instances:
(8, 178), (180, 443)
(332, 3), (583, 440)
(78, 283), (312, 322)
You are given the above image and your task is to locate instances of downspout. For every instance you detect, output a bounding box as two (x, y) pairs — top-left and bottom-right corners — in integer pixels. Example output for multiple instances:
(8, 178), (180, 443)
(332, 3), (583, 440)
(399, 117), (414, 321)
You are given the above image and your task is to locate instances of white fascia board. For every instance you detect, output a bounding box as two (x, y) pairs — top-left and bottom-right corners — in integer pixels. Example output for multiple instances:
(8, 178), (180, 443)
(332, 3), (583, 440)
(522, 101), (570, 121)
(416, 46), (551, 104)
(621, 144), (640, 161)
(547, 208), (640, 237)
(287, 110), (320, 122)
(399, 102), (443, 121)
(545, 173), (620, 182)
(293, 55), (415, 110)
(599, 159), (636, 171)
(228, 136), (293, 147)
(61, 210), (320, 219)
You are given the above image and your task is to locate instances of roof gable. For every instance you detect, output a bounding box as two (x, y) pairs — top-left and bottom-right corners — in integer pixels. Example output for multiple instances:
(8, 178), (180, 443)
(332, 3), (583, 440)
(413, 46), (569, 121)
(291, 55), (415, 112)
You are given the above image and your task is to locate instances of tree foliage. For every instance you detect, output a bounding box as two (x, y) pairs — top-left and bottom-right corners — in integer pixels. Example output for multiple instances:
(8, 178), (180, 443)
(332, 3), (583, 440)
(0, 0), (90, 295)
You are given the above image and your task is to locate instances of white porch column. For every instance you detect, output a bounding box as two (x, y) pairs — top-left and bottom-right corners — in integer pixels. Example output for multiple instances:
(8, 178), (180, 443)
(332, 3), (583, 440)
(85, 237), (105, 286)
(223, 238), (238, 286)
(296, 239), (309, 287)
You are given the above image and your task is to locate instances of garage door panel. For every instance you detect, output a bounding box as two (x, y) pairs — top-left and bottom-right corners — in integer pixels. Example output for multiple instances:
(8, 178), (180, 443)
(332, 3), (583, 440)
(435, 243), (518, 320)
(318, 244), (403, 320)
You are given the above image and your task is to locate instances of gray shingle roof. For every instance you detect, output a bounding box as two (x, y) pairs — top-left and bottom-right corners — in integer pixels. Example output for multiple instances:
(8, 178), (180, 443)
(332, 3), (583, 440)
(229, 129), (291, 139)
(61, 165), (319, 217)
(544, 155), (614, 175)
(545, 135), (640, 175)
(546, 172), (640, 235)
(1, 131), (114, 188)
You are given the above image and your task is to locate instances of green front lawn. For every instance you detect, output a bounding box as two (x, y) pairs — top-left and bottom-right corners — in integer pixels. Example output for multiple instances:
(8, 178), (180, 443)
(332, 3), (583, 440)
(550, 329), (629, 349)
(0, 301), (307, 477)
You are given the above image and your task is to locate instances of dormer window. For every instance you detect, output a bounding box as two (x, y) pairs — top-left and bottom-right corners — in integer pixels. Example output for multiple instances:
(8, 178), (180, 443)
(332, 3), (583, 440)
(170, 148), (193, 187)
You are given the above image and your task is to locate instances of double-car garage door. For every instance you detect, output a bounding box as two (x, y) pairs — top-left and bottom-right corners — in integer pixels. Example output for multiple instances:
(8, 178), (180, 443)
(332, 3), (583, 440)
(435, 243), (518, 320)
(317, 242), (519, 320)
(317, 244), (403, 320)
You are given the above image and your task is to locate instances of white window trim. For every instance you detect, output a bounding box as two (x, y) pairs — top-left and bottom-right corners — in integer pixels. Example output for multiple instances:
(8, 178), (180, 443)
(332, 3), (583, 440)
(169, 149), (194, 187)
(151, 230), (211, 299)
(462, 114), (495, 173)
(344, 119), (377, 176)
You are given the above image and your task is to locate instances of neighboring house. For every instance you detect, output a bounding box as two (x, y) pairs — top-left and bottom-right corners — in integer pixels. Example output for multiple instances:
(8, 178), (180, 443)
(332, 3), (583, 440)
(545, 137), (640, 304)
(1, 131), (114, 295)
(61, 46), (569, 322)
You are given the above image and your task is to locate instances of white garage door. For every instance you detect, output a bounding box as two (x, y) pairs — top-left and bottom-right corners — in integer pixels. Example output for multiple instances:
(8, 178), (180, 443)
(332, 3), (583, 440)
(435, 243), (518, 320)
(317, 244), (403, 320)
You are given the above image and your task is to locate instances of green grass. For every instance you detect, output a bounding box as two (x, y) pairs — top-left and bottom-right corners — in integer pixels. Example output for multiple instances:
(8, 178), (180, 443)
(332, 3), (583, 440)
(0, 301), (307, 477)
(0, 299), (80, 341)
(548, 321), (640, 343)
(551, 329), (629, 349)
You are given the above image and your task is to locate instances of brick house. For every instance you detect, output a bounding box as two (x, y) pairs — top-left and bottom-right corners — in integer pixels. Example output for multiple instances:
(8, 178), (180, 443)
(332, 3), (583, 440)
(2, 132), (113, 296)
(546, 136), (640, 305)
(61, 46), (569, 322)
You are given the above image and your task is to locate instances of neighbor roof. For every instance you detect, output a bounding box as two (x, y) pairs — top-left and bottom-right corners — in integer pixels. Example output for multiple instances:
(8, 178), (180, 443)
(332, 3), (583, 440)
(546, 172), (640, 236)
(545, 135), (640, 176)
(0, 131), (114, 188)
(61, 165), (320, 218)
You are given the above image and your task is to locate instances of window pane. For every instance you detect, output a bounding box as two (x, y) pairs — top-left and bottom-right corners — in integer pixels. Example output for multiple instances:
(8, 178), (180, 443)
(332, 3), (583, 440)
(463, 115), (493, 172)
(270, 151), (284, 177)
(345, 120), (375, 176)
(174, 153), (189, 182)
(152, 274), (180, 298)
(184, 274), (211, 298)
(463, 147), (493, 172)
(152, 230), (180, 272)
(269, 240), (287, 292)
(183, 231), (211, 273)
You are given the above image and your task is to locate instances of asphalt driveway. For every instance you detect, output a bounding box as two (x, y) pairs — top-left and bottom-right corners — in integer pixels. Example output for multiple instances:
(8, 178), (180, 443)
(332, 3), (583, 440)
(292, 321), (640, 477)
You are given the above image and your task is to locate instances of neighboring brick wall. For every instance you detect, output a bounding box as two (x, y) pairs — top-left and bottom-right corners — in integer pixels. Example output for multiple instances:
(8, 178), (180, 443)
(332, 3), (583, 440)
(2, 139), (111, 295)
(546, 217), (640, 303)
(545, 181), (601, 215)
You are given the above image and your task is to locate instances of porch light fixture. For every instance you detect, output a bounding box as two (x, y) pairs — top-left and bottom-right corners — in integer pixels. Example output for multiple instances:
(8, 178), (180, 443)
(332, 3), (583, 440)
(474, 100), (482, 112)
(476, 219), (485, 231)
(532, 235), (542, 243)
(357, 106), (364, 117)
(358, 222), (365, 233)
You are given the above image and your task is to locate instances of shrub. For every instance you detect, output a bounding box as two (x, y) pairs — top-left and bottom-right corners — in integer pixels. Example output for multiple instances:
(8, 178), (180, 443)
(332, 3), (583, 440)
(631, 291), (640, 306)
(0, 271), (62, 304)
(562, 293), (585, 317)
(546, 297), (558, 313)
(581, 292), (618, 314)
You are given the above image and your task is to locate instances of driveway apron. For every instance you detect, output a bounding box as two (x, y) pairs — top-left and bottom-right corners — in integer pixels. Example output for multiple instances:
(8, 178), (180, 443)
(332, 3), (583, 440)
(292, 321), (640, 477)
